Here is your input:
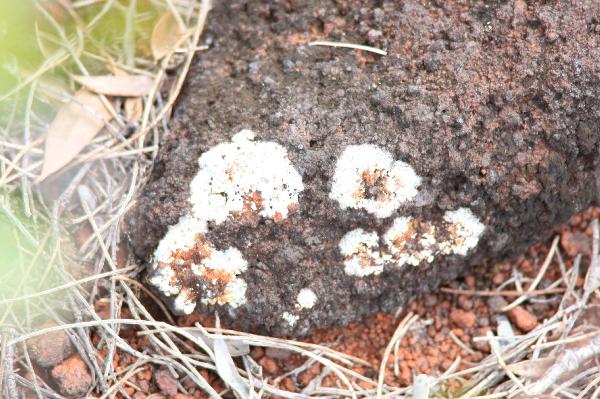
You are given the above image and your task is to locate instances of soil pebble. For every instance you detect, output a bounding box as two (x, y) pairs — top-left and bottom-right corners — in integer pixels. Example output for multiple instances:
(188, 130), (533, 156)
(560, 230), (592, 258)
(507, 305), (539, 332)
(154, 367), (179, 396)
(28, 322), (73, 368)
(449, 309), (477, 329)
(50, 354), (92, 397)
(265, 347), (292, 360)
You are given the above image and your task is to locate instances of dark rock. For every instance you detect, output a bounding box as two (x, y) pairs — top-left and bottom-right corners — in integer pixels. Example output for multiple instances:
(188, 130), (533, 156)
(127, 0), (600, 336)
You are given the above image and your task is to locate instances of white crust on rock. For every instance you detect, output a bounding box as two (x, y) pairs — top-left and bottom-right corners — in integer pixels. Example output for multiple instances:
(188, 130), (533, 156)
(190, 129), (304, 223)
(329, 144), (422, 218)
(296, 288), (317, 309)
(340, 208), (485, 276)
(441, 208), (485, 256)
(383, 217), (437, 266)
(150, 129), (304, 312)
(282, 312), (299, 326)
(339, 228), (386, 276)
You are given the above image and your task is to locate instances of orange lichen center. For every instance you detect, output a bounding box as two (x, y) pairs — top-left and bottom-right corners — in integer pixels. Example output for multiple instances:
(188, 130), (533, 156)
(391, 221), (418, 251)
(169, 234), (212, 267)
(164, 234), (238, 305)
(243, 191), (263, 212)
(236, 191), (264, 225)
(201, 267), (236, 305)
(273, 211), (284, 222)
(346, 243), (378, 269)
(443, 222), (464, 248)
(355, 169), (391, 202)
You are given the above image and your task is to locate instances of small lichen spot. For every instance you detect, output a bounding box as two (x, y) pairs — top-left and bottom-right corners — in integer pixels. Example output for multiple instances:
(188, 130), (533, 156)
(441, 208), (485, 256)
(282, 311), (299, 326)
(339, 228), (385, 276)
(329, 144), (422, 218)
(296, 288), (317, 309)
(383, 217), (437, 266)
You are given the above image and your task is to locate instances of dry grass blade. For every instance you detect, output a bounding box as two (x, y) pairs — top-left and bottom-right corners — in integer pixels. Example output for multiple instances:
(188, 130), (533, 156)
(73, 75), (154, 97)
(501, 235), (559, 312)
(377, 313), (419, 398)
(38, 89), (113, 181)
(151, 11), (188, 60)
(308, 40), (387, 55)
(505, 357), (556, 378)
(584, 218), (600, 299)
(213, 315), (250, 398)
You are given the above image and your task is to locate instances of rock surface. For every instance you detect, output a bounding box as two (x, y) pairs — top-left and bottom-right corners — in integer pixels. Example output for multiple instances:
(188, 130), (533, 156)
(127, 0), (600, 336)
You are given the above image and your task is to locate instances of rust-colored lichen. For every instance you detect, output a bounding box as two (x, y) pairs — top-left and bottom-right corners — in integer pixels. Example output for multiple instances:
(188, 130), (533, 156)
(354, 169), (391, 203)
(157, 233), (244, 309)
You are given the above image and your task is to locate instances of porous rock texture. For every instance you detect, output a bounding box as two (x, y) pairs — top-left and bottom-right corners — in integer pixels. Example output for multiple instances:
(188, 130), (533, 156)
(127, 0), (600, 336)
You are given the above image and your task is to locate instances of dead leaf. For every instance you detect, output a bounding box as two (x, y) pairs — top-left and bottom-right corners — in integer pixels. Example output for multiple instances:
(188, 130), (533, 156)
(105, 65), (145, 123)
(506, 357), (556, 378)
(39, 90), (112, 181)
(125, 97), (144, 124)
(73, 75), (154, 97)
(151, 12), (187, 60)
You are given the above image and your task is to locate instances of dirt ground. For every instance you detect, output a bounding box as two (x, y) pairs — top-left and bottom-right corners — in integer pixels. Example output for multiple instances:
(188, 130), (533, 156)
(59, 206), (596, 398)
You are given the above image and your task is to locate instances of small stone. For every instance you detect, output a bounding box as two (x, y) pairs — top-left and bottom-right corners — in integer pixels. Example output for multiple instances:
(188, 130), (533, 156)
(258, 356), (279, 374)
(487, 295), (508, 313)
(458, 295), (474, 310)
(507, 306), (538, 332)
(50, 355), (92, 397)
(265, 347), (292, 360)
(251, 346), (264, 359)
(492, 273), (505, 285)
(464, 275), (476, 288)
(154, 367), (179, 396)
(449, 309), (476, 329)
(560, 230), (591, 258)
(28, 322), (73, 368)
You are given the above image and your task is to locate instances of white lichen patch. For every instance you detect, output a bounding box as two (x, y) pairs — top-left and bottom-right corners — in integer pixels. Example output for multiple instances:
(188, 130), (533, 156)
(282, 311), (299, 327)
(150, 215), (248, 313)
(296, 288), (317, 310)
(151, 129), (305, 312)
(189, 129), (304, 224)
(150, 215), (205, 299)
(153, 215), (207, 272)
(173, 288), (197, 314)
(339, 228), (386, 276)
(441, 208), (485, 256)
(329, 144), (422, 218)
(383, 217), (437, 266)
(191, 246), (248, 308)
(340, 208), (485, 276)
